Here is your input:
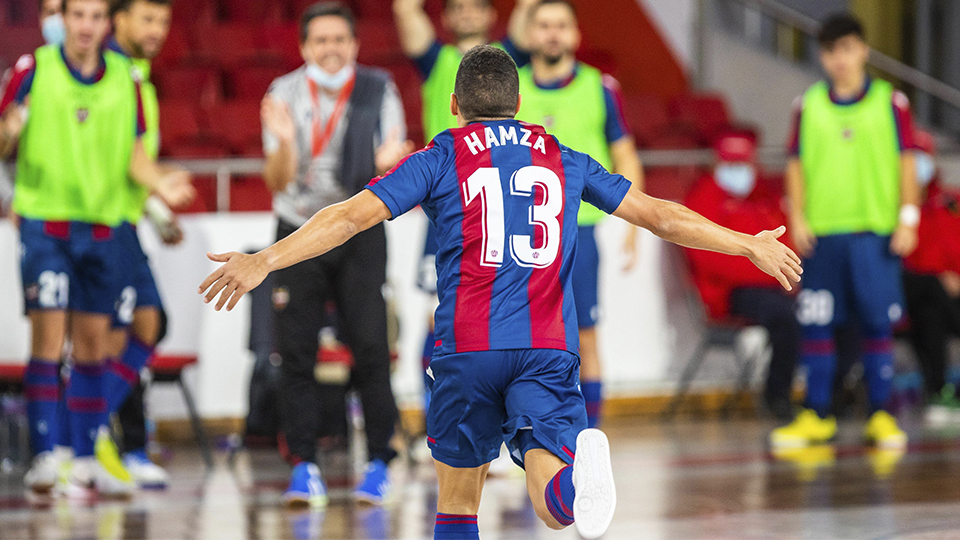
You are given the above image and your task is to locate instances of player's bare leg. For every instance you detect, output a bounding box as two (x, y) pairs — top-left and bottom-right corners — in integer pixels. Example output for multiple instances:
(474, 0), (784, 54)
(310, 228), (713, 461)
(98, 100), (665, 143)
(435, 460), (490, 514)
(525, 431), (617, 539)
(23, 310), (68, 494)
(433, 460), (489, 538)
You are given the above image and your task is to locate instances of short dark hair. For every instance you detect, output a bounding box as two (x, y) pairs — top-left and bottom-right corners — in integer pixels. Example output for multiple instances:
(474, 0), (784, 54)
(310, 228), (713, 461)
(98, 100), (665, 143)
(818, 13), (864, 47)
(300, 2), (355, 43)
(531, 0), (577, 19)
(454, 45), (519, 121)
(110, 0), (172, 18)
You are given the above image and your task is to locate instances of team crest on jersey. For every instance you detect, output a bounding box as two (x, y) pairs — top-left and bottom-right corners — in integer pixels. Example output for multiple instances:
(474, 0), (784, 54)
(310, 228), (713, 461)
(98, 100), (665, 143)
(542, 115), (555, 129)
(77, 108), (89, 123)
(842, 128), (853, 140)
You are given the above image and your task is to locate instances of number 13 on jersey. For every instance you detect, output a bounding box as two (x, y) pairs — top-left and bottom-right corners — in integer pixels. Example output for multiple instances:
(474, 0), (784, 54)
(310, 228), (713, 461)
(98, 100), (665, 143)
(462, 165), (563, 269)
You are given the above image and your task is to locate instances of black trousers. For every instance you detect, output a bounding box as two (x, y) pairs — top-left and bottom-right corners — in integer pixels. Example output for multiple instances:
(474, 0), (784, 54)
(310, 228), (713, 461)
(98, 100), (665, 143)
(274, 220), (398, 465)
(904, 272), (960, 396)
(729, 287), (800, 407)
(118, 380), (148, 452)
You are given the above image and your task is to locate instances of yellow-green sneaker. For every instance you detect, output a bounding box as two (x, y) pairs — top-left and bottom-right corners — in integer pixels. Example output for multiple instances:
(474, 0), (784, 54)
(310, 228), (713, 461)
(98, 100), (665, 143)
(864, 410), (907, 449)
(772, 444), (836, 482)
(769, 409), (837, 449)
(95, 427), (135, 496)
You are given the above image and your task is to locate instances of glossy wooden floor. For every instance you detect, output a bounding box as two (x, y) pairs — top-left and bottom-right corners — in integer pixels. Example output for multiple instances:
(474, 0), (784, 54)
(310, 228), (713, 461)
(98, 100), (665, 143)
(4, 416), (960, 540)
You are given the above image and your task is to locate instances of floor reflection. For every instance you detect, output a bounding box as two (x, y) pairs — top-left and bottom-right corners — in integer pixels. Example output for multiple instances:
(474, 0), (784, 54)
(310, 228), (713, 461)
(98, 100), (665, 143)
(2, 418), (960, 539)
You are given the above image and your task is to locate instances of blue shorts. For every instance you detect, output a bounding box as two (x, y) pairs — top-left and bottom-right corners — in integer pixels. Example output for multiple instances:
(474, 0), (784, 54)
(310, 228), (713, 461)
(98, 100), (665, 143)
(19, 218), (128, 315)
(573, 225), (600, 329)
(797, 233), (904, 332)
(417, 221), (439, 294)
(426, 349), (586, 469)
(112, 222), (164, 327)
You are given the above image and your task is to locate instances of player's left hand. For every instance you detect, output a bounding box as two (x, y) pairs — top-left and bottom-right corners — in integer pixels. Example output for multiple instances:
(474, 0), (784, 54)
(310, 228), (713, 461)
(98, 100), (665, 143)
(198, 251), (269, 311)
(376, 127), (415, 175)
(889, 224), (919, 257)
(747, 226), (803, 291)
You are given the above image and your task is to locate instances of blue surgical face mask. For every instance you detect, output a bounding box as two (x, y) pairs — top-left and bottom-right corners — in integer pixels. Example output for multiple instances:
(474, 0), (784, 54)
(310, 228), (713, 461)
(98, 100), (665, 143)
(915, 152), (935, 187)
(306, 63), (354, 91)
(41, 13), (65, 45)
(715, 163), (756, 197)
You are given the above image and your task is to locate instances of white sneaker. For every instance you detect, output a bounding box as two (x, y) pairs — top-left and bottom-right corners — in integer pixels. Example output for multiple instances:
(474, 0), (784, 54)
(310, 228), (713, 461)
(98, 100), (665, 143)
(24, 451), (59, 494)
(58, 457), (135, 500)
(123, 451), (169, 489)
(572, 429), (616, 540)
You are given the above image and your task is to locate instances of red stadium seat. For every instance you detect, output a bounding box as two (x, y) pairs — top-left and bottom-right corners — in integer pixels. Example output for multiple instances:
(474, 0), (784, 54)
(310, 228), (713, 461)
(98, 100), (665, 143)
(669, 93), (732, 145)
(0, 26), (44, 63)
(621, 93), (671, 148)
(193, 23), (265, 67)
(218, 0), (286, 24)
(171, 0), (216, 27)
(165, 137), (230, 159)
(176, 176), (217, 214)
(158, 101), (202, 150)
(228, 64), (288, 100)
(154, 65), (224, 104)
(355, 19), (400, 59)
(229, 177), (273, 212)
(206, 101), (263, 154)
(153, 27), (191, 69)
(260, 22), (303, 69)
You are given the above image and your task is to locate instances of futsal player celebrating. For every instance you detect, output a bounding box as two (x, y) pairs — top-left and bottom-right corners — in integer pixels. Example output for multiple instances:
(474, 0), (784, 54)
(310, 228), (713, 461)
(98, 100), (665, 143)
(199, 46), (801, 539)
(0, 0), (192, 497)
(516, 0), (643, 427)
(772, 13), (919, 449)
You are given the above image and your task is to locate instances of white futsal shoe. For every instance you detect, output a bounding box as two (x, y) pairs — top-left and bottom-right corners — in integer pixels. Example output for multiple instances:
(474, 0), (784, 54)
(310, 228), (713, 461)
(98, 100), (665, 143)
(572, 429), (617, 539)
(24, 451), (59, 494)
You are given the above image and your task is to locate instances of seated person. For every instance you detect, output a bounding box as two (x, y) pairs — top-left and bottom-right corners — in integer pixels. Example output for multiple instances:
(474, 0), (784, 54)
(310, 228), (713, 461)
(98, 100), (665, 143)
(903, 129), (960, 419)
(684, 133), (797, 420)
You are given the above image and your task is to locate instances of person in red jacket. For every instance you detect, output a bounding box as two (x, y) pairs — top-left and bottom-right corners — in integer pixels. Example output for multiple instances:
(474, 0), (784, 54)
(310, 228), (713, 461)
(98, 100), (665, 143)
(684, 133), (798, 420)
(903, 129), (960, 419)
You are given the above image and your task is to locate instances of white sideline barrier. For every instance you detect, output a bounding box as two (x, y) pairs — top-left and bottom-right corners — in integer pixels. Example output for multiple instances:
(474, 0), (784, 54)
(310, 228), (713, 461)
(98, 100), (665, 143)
(0, 213), (705, 421)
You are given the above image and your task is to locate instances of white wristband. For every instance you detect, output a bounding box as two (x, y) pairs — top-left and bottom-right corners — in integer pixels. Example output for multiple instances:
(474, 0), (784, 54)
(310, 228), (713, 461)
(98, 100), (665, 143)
(899, 204), (920, 227)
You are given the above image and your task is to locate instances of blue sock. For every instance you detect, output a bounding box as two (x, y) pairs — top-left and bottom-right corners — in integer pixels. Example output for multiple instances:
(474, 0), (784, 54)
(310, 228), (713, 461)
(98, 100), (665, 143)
(544, 465), (575, 527)
(582, 380), (602, 428)
(105, 337), (153, 412)
(67, 363), (107, 458)
(434, 514), (478, 540)
(24, 358), (60, 455)
(863, 331), (895, 414)
(55, 377), (71, 448)
(801, 328), (836, 418)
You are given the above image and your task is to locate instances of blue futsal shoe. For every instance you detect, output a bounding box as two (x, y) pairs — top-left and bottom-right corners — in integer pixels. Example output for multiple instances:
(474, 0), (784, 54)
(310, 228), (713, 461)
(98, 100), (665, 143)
(284, 463), (328, 508)
(354, 459), (390, 505)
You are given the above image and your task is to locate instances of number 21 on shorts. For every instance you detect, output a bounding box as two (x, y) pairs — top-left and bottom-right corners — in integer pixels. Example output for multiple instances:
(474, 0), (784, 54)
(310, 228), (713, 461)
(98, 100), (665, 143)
(463, 166), (562, 269)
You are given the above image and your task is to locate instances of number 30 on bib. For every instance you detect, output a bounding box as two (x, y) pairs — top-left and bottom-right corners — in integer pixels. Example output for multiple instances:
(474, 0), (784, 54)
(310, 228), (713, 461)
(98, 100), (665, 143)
(463, 165), (563, 269)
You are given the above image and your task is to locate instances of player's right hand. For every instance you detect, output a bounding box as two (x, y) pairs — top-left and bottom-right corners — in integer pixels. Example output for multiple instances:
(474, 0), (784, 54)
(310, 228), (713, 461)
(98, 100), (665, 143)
(788, 215), (816, 258)
(156, 170), (196, 209)
(0, 103), (27, 143)
(198, 251), (269, 311)
(748, 226), (803, 292)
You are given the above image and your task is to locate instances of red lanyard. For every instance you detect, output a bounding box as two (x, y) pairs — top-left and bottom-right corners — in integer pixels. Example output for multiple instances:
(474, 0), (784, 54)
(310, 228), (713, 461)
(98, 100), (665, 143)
(308, 76), (356, 158)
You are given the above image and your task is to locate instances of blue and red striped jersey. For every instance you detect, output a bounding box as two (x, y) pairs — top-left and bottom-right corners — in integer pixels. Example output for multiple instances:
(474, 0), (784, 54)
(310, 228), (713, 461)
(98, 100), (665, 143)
(366, 119), (631, 356)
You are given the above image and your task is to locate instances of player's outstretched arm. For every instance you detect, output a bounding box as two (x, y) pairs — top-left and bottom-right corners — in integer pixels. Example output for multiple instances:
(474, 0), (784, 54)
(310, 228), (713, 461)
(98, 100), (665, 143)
(612, 185), (803, 291)
(393, 0), (436, 58)
(198, 190), (392, 311)
(507, 0), (539, 51)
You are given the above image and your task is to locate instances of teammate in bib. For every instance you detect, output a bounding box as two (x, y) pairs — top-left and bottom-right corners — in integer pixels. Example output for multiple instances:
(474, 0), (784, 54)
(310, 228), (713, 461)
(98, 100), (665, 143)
(199, 46), (801, 540)
(104, 0), (187, 489)
(517, 0), (643, 428)
(772, 14), (919, 450)
(0, 0), (193, 498)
